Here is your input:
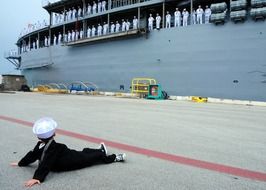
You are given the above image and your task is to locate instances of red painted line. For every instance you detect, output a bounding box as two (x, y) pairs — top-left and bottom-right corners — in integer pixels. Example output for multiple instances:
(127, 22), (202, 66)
(1, 115), (266, 182)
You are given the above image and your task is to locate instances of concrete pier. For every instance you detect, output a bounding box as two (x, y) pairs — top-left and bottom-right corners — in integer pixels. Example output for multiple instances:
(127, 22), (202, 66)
(1, 92), (266, 189)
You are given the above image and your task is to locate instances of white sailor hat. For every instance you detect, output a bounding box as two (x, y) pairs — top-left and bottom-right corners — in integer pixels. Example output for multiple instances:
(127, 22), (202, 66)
(32, 117), (57, 139)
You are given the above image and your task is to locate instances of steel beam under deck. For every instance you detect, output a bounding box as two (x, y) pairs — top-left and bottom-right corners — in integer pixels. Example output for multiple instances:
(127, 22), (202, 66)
(66, 28), (144, 46)
(4, 56), (21, 69)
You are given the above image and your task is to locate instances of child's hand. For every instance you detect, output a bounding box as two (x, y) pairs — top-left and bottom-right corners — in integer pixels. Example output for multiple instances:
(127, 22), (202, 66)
(10, 162), (18, 166)
(24, 179), (41, 187)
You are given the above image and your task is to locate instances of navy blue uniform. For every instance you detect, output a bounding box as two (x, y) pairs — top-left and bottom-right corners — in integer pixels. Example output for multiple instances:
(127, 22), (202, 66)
(18, 140), (116, 182)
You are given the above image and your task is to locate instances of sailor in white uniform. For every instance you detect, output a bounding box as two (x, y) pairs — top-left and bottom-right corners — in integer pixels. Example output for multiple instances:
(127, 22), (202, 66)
(87, 26), (91, 38)
(122, 19), (126, 32)
(78, 6), (82, 18)
(182, 8), (189, 27)
(192, 9), (196, 24)
(58, 13), (61, 23)
(53, 34), (57, 45)
(44, 36), (48, 47)
(64, 33), (67, 43)
(58, 32), (62, 44)
(204, 5), (211, 24)
(92, 1), (97, 14)
(103, 22), (108, 35)
(75, 30), (79, 40)
(54, 13), (59, 24)
(97, 24), (102, 36)
(36, 38), (39, 49)
(54, 14), (58, 24)
(72, 30), (75, 41)
(91, 25), (96, 37)
(196, 5), (204, 24)
(59, 13), (62, 23)
(102, 0), (106, 12)
(65, 10), (68, 21)
(68, 8), (72, 20)
(133, 16), (138, 29)
(98, 0), (102, 13)
(110, 22), (115, 33)
(80, 29), (84, 39)
(126, 19), (130, 31)
(61, 11), (65, 22)
(174, 8), (181, 27)
(67, 31), (71, 42)
(72, 7), (77, 19)
(148, 14), (154, 31)
(115, 21), (120, 33)
(87, 3), (92, 15)
(32, 41), (36, 49)
(165, 11), (171, 28)
(47, 36), (50, 46)
(155, 13), (161, 29)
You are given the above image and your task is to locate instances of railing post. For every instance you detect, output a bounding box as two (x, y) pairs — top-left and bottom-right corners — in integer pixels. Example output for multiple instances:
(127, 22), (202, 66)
(29, 36), (31, 51)
(138, 7), (140, 28)
(190, 0), (193, 25)
(108, 13), (110, 27)
(162, 1), (165, 28)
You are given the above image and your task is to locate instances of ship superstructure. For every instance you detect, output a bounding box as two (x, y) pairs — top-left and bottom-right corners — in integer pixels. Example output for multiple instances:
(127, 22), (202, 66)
(4, 0), (266, 101)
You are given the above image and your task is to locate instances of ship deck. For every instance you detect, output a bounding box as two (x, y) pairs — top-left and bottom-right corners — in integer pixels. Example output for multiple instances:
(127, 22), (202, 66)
(1, 92), (266, 189)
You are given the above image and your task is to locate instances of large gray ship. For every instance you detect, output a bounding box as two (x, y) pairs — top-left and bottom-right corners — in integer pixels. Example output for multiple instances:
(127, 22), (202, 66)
(5, 0), (266, 101)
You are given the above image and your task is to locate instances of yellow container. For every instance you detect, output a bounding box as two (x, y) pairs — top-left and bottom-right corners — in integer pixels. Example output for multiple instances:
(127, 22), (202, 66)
(191, 96), (208, 103)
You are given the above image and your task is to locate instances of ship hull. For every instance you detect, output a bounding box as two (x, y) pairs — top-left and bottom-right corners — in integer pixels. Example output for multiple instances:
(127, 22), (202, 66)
(21, 21), (266, 101)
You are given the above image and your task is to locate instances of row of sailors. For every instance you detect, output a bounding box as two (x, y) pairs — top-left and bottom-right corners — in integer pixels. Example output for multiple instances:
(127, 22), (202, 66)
(64, 19), (133, 43)
(21, 17), (139, 51)
(19, 20), (48, 37)
(148, 5), (211, 30)
(21, 5), (210, 51)
(53, 0), (107, 25)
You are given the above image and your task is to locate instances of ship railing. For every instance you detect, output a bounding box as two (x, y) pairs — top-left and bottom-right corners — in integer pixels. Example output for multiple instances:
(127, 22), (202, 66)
(18, 22), (49, 40)
(66, 28), (142, 46)
(32, 82), (98, 94)
(3, 50), (21, 69)
(33, 83), (68, 93)
(4, 50), (20, 59)
(69, 81), (98, 93)
(49, 83), (68, 90)
(112, 0), (151, 9)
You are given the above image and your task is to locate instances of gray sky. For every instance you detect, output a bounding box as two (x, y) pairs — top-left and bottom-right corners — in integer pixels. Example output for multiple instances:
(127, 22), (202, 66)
(0, 0), (48, 75)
